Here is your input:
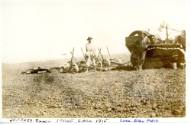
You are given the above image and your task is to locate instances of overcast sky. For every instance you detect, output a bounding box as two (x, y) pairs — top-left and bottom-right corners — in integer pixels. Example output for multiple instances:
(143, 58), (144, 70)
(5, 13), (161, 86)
(1, 0), (188, 63)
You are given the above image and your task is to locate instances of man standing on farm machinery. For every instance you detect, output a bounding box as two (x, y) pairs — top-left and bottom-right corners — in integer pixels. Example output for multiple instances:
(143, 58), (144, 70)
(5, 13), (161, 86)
(175, 30), (186, 51)
(85, 37), (97, 72)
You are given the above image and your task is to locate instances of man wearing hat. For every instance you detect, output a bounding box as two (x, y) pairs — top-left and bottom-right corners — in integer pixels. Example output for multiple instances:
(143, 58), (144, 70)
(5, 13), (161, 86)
(85, 37), (96, 72)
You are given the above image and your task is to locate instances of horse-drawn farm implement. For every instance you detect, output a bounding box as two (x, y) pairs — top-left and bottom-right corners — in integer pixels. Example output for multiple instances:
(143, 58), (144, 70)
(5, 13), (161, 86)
(21, 47), (124, 74)
(21, 30), (186, 74)
(125, 30), (185, 70)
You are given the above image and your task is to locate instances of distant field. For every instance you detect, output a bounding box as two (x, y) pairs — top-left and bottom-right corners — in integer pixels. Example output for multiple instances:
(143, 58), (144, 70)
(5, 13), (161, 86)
(2, 54), (185, 117)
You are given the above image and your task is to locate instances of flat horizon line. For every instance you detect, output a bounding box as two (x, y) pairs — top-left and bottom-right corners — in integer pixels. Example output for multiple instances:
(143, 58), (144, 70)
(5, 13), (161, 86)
(2, 52), (130, 64)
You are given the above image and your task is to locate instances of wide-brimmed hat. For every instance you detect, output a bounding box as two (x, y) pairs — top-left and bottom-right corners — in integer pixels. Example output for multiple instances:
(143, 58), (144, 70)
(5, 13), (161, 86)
(87, 37), (93, 40)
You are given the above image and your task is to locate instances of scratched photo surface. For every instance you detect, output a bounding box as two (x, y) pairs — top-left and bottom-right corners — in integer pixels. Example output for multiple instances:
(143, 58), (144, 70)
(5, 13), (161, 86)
(2, 0), (186, 117)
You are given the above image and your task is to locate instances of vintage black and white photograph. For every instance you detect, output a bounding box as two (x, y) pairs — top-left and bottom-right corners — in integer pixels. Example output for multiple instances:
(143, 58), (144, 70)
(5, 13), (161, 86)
(1, 0), (186, 118)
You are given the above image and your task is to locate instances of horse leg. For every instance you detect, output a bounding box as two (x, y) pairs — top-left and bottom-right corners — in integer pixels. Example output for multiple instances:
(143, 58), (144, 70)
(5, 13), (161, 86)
(137, 50), (146, 71)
